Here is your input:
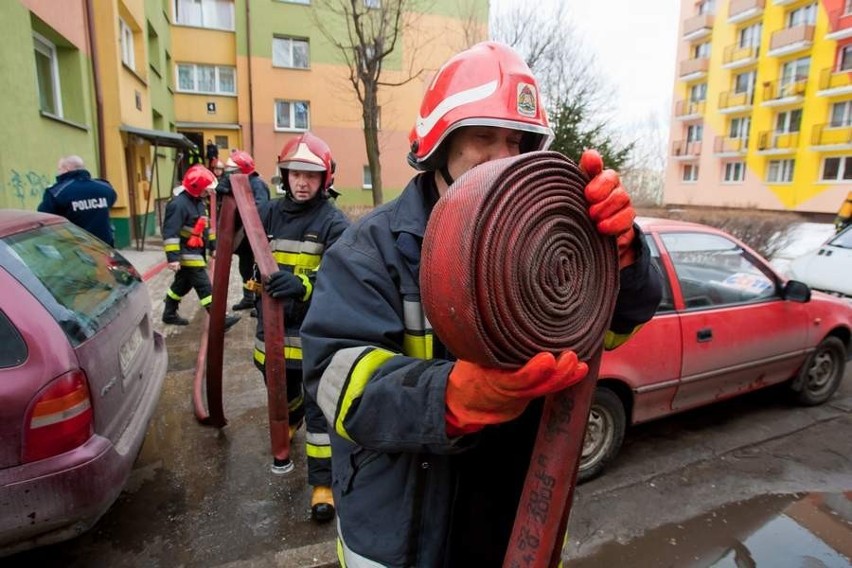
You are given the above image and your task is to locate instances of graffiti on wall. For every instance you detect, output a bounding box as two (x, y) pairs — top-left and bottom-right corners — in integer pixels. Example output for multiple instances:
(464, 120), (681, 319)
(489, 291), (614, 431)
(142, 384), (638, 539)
(4, 170), (53, 209)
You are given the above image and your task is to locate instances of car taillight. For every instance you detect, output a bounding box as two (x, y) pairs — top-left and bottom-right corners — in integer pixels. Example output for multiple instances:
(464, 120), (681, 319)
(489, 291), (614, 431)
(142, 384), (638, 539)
(23, 370), (94, 463)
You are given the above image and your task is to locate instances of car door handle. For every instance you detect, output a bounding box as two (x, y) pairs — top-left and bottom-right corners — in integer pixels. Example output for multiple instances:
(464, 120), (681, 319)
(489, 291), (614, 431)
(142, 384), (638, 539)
(697, 328), (713, 342)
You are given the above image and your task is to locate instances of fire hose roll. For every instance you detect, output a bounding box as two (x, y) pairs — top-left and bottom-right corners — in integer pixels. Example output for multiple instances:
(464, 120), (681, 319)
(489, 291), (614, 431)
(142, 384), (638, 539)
(421, 151), (619, 368)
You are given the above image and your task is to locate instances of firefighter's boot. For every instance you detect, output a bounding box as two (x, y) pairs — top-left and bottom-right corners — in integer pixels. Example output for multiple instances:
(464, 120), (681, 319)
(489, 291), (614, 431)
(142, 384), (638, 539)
(311, 486), (335, 523)
(232, 288), (255, 311)
(206, 306), (241, 331)
(162, 297), (189, 326)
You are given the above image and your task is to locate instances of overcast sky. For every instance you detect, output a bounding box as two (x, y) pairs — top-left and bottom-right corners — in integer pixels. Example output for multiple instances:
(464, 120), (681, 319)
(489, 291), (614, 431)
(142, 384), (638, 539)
(492, 0), (682, 141)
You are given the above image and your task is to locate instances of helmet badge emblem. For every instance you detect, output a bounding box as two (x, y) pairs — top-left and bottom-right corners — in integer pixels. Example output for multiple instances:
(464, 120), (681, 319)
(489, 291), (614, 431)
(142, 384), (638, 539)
(517, 83), (537, 117)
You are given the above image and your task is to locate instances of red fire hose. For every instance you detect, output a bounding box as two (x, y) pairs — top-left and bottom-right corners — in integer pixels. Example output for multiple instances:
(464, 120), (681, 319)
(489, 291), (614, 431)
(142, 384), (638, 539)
(421, 151), (620, 567)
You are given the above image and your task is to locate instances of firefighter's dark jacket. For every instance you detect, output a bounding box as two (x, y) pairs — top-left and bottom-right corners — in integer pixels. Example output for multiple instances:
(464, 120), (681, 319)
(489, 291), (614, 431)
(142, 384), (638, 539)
(254, 194), (349, 368)
(162, 191), (213, 267)
(300, 173), (663, 567)
(38, 169), (117, 246)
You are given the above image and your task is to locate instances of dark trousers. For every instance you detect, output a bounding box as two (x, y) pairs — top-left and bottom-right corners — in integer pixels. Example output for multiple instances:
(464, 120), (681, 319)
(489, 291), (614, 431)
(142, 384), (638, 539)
(168, 266), (212, 305)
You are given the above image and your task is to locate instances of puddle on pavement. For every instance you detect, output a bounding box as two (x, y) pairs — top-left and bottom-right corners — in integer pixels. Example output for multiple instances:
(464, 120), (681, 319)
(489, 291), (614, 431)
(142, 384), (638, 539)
(569, 492), (852, 568)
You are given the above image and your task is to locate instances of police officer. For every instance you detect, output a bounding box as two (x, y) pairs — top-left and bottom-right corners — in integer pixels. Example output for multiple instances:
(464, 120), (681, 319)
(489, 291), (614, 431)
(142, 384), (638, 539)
(38, 155), (117, 246)
(300, 42), (663, 566)
(162, 164), (240, 330)
(252, 133), (349, 524)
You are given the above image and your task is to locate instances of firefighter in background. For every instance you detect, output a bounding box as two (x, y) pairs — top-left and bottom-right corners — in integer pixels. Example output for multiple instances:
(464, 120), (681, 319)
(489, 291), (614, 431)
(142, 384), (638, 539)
(219, 150), (271, 315)
(162, 164), (240, 330)
(252, 133), (349, 523)
(300, 42), (662, 565)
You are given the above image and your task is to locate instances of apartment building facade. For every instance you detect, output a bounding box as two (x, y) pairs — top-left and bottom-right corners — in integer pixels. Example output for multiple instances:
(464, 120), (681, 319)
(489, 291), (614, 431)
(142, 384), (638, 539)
(665, 0), (852, 214)
(3, 0), (487, 247)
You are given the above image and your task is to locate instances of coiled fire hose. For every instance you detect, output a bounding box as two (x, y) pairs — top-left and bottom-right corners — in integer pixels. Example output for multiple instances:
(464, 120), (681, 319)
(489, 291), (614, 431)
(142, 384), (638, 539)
(421, 151), (620, 567)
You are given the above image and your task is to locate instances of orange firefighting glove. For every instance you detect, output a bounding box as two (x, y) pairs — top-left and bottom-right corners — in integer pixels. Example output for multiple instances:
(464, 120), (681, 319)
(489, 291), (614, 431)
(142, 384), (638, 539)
(445, 351), (589, 436)
(580, 149), (637, 269)
(186, 217), (207, 248)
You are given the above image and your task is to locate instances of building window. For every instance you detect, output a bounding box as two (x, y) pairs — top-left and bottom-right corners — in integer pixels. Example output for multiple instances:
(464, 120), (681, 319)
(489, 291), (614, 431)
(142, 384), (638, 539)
(686, 124), (703, 142)
(174, 0), (234, 31)
(821, 157), (852, 182)
(767, 159), (795, 183)
(787, 3), (817, 27)
(364, 0), (381, 8)
(840, 46), (852, 72)
(775, 109), (802, 133)
(214, 135), (229, 149)
(682, 164), (699, 182)
(689, 83), (707, 102)
(846, 0), (852, 14)
(724, 161), (745, 182)
(697, 0), (714, 15)
(279, 0), (310, 3)
(362, 165), (373, 189)
(176, 63), (236, 95)
(780, 57), (810, 92)
(729, 116), (750, 140)
(33, 33), (62, 117)
(738, 23), (761, 49)
(120, 19), (135, 70)
(275, 100), (310, 130)
(830, 101), (852, 127)
(272, 37), (309, 69)
(693, 42), (711, 59)
(733, 71), (755, 95)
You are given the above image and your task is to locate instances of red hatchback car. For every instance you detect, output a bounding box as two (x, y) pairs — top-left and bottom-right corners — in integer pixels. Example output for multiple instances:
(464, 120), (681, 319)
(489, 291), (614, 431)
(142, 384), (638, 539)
(0, 211), (167, 555)
(580, 218), (852, 481)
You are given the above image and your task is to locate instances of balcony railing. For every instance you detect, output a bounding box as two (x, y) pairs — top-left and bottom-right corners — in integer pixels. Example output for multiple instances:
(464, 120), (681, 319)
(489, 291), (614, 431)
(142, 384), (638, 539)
(768, 24), (814, 55)
(683, 13), (715, 39)
(675, 99), (706, 118)
(762, 78), (806, 102)
(757, 130), (800, 151)
(714, 135), (749, 154)
(680, 57), (710, 78)
(818, 67), (852, 93)
(728, 0), (765, 23)
(811, 124), (852, 147)
(723, 44), (760, 67)
(827, 9), (852, 40)
(772, 0), (797, 5)
(719, 90), (754, 110)
(671, 140), (702, 157)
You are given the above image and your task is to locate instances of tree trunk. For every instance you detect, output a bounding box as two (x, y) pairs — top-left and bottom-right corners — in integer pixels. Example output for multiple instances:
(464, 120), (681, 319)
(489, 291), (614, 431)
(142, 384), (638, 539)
(363, 84), (383, 206)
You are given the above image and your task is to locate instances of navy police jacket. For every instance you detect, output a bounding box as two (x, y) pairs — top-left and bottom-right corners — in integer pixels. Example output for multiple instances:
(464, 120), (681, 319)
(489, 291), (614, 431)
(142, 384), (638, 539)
(38, 169), (117, 246)
(300, 173), (663, 567)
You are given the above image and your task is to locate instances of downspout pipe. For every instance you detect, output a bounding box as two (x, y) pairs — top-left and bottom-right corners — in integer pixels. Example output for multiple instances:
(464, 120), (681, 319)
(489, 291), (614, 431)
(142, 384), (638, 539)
(245, 0), (255, 155)
(85, 0), (106, 179)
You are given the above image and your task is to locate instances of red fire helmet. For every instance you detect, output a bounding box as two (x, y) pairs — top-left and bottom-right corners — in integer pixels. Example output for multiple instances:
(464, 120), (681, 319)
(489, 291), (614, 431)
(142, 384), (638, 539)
(225, 150), (256, 175)
(182, 164), (217, 197)
(408, 41), (553, 171)
(277, 132), (335, 191)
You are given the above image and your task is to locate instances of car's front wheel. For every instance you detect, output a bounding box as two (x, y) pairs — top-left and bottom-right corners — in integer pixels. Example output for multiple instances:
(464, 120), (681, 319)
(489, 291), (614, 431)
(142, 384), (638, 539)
(578, 387), (626, 483)
(791, 336), (846, 406)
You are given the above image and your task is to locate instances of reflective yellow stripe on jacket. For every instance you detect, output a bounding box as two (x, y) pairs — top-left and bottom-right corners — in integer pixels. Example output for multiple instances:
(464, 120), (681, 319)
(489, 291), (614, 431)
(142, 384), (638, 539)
(402, 299), (433, 360)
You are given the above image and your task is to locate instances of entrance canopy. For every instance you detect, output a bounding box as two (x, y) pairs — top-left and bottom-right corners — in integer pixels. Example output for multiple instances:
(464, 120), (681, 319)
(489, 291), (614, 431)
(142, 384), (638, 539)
(120, 124), (197, 150)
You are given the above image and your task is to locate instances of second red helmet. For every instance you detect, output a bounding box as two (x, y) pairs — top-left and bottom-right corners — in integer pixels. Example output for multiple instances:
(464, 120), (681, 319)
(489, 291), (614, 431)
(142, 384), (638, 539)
(277, 132), (335, 191)
(226, 150), (256, 175)
(182, 164), (218, 198)
(407, 41), (553, 171)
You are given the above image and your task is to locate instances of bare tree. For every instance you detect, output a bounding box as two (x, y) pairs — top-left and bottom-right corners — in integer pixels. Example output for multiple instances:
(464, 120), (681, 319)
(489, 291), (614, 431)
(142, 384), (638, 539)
(621, 111), (667, 206)
(312, 0), (429, 206)
(453, 0), (488, 51)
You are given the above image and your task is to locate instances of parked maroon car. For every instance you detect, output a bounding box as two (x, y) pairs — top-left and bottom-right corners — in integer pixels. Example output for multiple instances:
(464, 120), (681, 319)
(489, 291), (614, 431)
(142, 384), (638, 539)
(0, 210), (167, 555)
(580, 218), (852, 480)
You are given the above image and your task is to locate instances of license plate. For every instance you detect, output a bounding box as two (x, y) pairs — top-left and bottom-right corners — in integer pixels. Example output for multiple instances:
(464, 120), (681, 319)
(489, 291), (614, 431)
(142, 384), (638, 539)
(119, 326), (144, 376)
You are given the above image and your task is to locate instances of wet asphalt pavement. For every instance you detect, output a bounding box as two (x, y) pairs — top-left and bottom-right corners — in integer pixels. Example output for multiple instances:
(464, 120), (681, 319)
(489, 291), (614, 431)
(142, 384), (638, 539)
(4, 246), (852, 567)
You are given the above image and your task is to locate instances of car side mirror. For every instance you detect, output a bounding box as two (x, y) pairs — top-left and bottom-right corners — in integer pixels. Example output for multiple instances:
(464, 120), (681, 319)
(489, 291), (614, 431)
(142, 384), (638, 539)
(270, 175), (281, 186)
(783, 280), (811, 303)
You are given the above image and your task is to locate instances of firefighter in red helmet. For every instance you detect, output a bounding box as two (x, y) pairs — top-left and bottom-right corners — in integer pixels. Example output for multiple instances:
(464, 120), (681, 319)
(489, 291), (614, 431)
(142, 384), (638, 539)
(251, 132), (349, 523)
(218, 149), (271, 314)
(161, 165), (240, 330)
(300, 41), (662, 565)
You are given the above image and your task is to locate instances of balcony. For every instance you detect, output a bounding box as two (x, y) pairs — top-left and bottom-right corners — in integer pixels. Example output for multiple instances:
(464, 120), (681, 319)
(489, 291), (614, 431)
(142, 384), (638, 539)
(714, 135), (749, 156)
(817, 67), (852, 97)
(757, 130), (800, 154)
(772, 0), (797, 5)
(762, 79), (806, 106)
(826, 9), (852, 41)
(767, 24), (814, 57)
(722, 43), (759, 69)
(671, 140), (702, 160)
(728, 0), (765, 24)
(718, 90), (754, 113)
(811, 124), (852, 149)
(683, 13), (715, 41)
(674, 99), (706, 120)
(680, 57), (710, 80)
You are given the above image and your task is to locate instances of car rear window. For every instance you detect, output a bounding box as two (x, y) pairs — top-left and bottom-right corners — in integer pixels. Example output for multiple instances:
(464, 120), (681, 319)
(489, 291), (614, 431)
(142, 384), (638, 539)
(0, 222), (142, 346)
(0, 310), (27, 368)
